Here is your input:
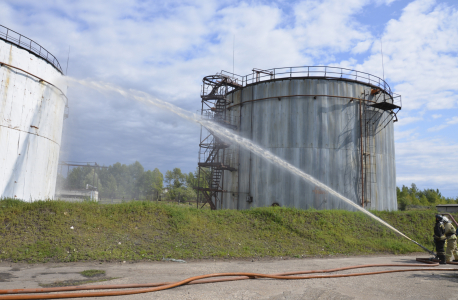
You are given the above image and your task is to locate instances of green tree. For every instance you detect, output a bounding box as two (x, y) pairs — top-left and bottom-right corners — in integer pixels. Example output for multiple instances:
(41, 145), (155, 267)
(164, 168), (198, 202)
(397, 185), (411, 211)
(138, 168), (163, 200)
(173, 186), (197, 202)
(103, 174), (117, 199)
(397, 183), (458, 210)
(186, 171), (198, 188)
(65, 165), (92, 189)
(61, 162), (154, 200)
(83, 169), (103, 192)
(165, 168), (187, 189)
(418, 195), (428, 206)
(129, 161), (144, 199)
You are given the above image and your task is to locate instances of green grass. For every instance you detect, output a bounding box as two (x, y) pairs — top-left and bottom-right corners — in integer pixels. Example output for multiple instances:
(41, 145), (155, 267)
(80, 269), (106, 277)
(0, 198), (444, 263)
(40, 278), (114, 287)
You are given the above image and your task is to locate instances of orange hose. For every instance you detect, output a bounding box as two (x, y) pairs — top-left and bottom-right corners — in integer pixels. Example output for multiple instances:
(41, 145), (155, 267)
(0, 263), (441, 295)
(0, 263), (456, 299)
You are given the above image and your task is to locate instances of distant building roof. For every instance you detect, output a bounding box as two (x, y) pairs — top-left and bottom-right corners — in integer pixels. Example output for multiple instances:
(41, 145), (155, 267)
(436, 205), (458, 213)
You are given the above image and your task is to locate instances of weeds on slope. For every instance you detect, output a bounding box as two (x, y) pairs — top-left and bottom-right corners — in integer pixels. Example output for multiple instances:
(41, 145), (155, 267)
(0, 199), (441, 263)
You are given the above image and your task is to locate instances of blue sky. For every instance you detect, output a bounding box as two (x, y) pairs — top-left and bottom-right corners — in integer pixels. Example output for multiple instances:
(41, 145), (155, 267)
(1, 0), (457, 197)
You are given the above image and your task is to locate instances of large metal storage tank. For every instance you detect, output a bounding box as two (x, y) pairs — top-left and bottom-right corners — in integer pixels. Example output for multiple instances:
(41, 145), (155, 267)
(197, 67), (401, 211)
(0, 25), (67, 201)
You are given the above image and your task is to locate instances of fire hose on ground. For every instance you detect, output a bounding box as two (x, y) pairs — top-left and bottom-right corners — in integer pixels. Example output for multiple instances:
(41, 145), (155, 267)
(0, 212), (455, 299)
(1, 262), (458, 299)
(0, 212), (450, 299)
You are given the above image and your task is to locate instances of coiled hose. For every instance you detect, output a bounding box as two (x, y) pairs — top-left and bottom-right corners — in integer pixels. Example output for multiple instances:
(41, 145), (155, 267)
(1, 262), (457, 299)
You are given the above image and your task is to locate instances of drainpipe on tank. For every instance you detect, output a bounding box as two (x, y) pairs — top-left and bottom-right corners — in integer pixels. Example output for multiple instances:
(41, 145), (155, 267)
(359, 99), (365, 208)
(247, 85), (255, 203)
(237, 88), (243, 210)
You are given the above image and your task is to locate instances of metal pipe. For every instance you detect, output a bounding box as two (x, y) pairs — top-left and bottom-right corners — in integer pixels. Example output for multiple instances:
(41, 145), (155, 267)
(359, 99), (364, 207)
(227, 94), (383, 110)
(0, 61), (67, 99)
(440, 213), (458, 228)
(236, 85), (243, 210)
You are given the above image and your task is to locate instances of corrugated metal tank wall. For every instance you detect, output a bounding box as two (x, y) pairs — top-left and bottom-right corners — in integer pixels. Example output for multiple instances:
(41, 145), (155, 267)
(0, 39), (67, 201)
(222, 78), (397, 211)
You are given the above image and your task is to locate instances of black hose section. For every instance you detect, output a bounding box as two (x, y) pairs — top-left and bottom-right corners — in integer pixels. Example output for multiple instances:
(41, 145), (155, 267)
(412, 240), (436, 256)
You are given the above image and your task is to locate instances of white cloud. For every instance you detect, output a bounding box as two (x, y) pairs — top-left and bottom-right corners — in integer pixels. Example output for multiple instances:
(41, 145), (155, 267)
(432, 114), (442, 119)
(427, 115), (458, 131)
(427, 124), (448, 132)
(396, 137), (458, 189)
(354, 0), (458, 111)
(293, 0), (372, 55)
(394, 128), (418, 141)
(374, 0), (399, 5)
(352, 40), (373, 54)
(396, 115), (423, 126)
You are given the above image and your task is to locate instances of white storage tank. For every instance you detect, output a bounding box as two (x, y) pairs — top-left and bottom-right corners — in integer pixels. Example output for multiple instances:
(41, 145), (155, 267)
(0, 25), (67, 201)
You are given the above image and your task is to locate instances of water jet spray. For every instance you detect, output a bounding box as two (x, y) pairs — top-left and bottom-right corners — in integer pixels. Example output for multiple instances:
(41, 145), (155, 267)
(68, 77), (434, 256)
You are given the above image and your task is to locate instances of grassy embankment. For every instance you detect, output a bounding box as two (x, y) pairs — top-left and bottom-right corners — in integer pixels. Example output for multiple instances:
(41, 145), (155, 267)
(0, 199), (445, 263)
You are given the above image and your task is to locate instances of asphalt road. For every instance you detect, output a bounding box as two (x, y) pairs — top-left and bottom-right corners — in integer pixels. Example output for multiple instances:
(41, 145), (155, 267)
(1, 254), (458, 300)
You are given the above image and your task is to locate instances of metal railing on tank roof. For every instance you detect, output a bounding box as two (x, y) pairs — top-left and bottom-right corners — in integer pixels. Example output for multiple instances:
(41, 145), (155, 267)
(220, 66), (394, 95)
(219, 66), (401, 109)
(0, 24), (63, 74)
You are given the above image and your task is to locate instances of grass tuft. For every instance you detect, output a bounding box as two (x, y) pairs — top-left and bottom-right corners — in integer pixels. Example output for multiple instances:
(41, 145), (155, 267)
(80, 269), (106, 277)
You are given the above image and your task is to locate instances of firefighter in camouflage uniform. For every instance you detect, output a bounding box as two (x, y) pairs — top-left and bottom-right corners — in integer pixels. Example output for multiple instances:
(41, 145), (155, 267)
(442, 216), (458, 262)
(434, 214), (447, 264)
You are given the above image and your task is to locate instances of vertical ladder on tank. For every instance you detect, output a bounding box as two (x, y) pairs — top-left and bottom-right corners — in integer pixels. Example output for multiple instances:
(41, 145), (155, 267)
(363, 102), (377, 205)
(357, 96), (365, 207)
(358, 90), (376, 207)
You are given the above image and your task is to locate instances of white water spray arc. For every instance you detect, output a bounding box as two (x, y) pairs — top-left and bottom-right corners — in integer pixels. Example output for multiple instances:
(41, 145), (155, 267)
(69, 78), (435, 256)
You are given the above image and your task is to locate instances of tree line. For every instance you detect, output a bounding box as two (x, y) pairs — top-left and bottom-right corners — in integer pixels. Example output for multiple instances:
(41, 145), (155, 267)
(397, 183), (458, 210)
(57, 161), (208, 202)
(59, 164), (457, 210)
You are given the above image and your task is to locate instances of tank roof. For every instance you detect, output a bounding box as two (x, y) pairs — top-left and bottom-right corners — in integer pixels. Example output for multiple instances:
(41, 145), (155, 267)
(219, 66), (395, 97)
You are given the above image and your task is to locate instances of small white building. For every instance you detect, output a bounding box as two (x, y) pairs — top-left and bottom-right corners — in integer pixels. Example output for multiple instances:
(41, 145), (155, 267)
(55, 189), (98, 202)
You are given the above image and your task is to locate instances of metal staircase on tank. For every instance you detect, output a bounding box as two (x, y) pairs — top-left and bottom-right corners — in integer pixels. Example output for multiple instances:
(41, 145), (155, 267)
(195, 73), (241, 210)
(358, 87), (401, 207)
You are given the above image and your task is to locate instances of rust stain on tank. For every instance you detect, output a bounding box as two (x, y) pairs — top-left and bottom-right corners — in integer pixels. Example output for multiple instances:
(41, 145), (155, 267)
(1, 45), (13, 112)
